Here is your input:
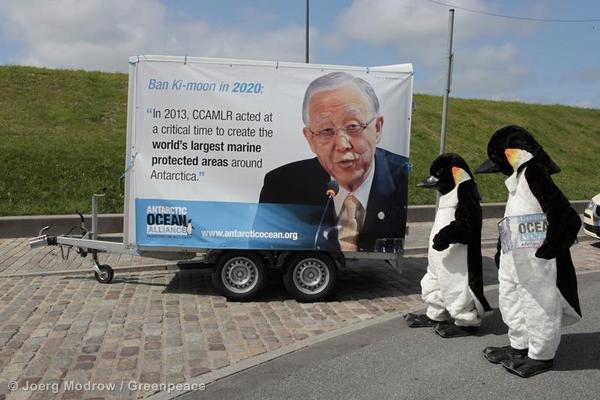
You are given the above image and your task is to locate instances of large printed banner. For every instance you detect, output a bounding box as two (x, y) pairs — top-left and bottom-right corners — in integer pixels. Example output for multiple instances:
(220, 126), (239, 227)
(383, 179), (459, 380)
(126, 56), (413, 252)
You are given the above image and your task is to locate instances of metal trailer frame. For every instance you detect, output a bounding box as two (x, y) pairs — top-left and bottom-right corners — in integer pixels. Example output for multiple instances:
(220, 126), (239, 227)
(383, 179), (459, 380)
(29, 190), (405, 294)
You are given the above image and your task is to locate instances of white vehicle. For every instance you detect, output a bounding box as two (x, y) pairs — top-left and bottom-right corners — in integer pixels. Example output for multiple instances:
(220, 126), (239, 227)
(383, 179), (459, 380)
(583, 193), (600, 240)
(29, 56), (414, 302)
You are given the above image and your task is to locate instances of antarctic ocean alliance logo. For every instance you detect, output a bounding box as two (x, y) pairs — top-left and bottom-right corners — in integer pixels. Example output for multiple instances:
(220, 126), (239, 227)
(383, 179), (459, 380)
(146, 205), (193, 236)
(499, 213), (547, 253)
(516, 214), (548, 244)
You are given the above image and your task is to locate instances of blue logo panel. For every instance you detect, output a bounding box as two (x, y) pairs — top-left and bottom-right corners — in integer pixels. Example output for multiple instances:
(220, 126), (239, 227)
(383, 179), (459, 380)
(135, 199), (330, 250)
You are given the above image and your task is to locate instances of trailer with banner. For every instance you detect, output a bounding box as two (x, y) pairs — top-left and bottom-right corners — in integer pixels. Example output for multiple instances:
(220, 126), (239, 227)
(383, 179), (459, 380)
(30, 55), (414, 301)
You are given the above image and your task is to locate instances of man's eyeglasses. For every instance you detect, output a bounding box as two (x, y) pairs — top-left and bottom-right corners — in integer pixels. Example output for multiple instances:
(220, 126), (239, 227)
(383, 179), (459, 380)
(308, 116), (376, 143)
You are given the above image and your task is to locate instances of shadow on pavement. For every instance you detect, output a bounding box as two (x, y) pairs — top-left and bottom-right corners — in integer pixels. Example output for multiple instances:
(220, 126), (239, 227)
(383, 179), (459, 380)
(158, 257), (431, 302)
(555, 331), (600, 371)
(482, 256), (499, 285)
(56, 252), (499, 303)
(478, 308), (509, 336)
(57, 274), (175, 288)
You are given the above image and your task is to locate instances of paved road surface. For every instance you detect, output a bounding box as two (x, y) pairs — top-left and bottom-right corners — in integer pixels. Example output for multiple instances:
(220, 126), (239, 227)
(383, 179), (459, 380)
(185, 270), (600, 400)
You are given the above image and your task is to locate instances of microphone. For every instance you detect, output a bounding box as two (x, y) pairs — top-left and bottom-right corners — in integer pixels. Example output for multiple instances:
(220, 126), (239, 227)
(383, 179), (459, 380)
(313, 180), (339, 250)
(326, 180), (339, 198)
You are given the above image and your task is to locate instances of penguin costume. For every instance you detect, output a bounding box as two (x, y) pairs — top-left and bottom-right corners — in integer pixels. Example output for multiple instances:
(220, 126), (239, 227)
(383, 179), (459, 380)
(405, 153), (491, 338)
(476, 125), (582, 378)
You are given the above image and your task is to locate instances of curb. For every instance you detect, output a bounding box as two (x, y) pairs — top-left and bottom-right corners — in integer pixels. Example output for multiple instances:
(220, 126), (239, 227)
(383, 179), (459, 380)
(0, 242), (488, 279)
(404, 238), (499, 255)
(0, 201), (589, 239)
(2, 235), (592, 279)
(0, 213), (123, 239)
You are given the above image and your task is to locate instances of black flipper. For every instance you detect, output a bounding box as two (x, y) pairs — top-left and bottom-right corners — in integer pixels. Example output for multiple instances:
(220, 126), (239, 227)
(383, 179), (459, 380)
(502, 356), (554, 378)
(494, 238), (501, 268)
(523, 163), (582, 317)
(462, 181), (491, 312)
(434, 323), (478, 338)
(432, 181), (477, 249)
(404, 313), (438, 328)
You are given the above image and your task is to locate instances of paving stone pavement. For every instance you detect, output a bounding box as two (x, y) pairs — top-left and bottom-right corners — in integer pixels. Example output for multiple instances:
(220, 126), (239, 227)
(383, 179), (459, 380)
(0, 223), (598, 400)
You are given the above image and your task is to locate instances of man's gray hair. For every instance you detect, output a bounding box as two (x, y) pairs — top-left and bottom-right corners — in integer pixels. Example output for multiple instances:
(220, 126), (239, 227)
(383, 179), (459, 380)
(302, 72), (380, 125)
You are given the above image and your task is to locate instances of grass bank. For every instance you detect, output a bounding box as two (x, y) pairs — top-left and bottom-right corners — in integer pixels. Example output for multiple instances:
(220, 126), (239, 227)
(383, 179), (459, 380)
(1, 65), (598, 216)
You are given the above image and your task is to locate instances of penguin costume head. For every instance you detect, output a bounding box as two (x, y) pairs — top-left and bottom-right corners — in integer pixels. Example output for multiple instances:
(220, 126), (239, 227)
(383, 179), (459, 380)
(417, 153), (480, 198)
(475, 125), (560, 176)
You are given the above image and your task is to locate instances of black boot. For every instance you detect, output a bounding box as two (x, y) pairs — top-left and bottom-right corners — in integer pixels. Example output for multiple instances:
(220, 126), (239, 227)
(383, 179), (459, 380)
(404, 313), (439, 328)
(434, 323), (478, 338)
(483, 346), (528, 364)
(502, 356), (553, 378)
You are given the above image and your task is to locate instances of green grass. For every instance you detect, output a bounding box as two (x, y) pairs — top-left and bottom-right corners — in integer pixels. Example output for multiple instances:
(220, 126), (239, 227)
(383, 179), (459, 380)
(409, 95), (600, 204)
(1, 65), (599, 216)
(0, 66), (127, 216)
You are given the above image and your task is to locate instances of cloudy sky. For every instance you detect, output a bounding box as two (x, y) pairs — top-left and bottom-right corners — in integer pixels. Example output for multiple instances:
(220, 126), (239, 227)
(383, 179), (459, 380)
(1, 0), (599, 108)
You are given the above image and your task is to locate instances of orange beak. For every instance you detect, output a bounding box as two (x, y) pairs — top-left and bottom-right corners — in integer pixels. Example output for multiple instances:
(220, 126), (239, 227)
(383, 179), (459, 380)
(504, 148), (521, 169)
(451, 167), (470, 184)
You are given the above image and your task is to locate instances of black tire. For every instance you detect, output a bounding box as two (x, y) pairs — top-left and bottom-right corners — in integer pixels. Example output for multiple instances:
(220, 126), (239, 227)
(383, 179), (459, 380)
(283, 252), (336, 302)
(211, 251), (267, 301)
(94, 264), (114, 284)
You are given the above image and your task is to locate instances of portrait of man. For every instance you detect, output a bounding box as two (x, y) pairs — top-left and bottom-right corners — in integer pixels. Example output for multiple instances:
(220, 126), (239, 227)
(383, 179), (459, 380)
(254, 71), (409, 252)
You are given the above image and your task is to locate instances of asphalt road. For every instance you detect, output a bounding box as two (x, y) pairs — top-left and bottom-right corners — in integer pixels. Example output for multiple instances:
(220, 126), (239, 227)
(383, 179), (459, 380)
(181, 270), (600, 400)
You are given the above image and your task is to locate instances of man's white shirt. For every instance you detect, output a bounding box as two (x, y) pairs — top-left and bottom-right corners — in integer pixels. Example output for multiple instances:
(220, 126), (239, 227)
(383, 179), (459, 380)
(332, 163), (375, 229)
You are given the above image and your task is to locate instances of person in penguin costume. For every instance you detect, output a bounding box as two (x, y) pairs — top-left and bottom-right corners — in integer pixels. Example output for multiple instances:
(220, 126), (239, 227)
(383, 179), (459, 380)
(476, 125), (582, 378)
(405, 153), (491, 338)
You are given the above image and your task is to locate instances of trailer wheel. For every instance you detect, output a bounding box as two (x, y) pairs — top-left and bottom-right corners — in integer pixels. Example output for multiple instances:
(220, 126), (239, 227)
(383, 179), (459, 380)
(212, 252), (267, 301)
(95, 264), (114, 284)
(283, 252), (336, 302)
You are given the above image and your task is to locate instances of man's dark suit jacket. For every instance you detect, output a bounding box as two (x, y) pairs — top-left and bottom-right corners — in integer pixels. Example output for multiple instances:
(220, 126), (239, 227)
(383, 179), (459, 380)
(255, 148), (409, 252)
